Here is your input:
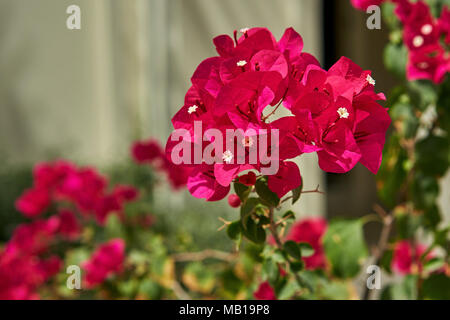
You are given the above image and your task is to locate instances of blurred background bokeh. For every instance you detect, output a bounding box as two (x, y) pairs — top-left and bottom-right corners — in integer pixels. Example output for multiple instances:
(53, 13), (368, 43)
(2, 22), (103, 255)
(0, 0), (448, 245)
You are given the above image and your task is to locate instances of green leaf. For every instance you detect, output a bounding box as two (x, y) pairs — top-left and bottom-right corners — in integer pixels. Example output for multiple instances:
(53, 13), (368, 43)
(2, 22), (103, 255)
(234, 182), (251, 202)
(323, 219), (368, 278)
(105, 214), (126, 239)
(384, 43), (407, 79)
(282, 210), (296, 222)
(240, 198), (260, 224)
(381, 2), (400, 30)
(380, 249), (393, 274)
(407, 80), (438, 111)
(290, 261), (304, 273)
(390, 101), (419, 139)
(411, 173), (439, 210)
(272, 249), (286, 263)
(394, 206), (422, 239)
(226, 221), (242, 240)
(277, 280), (301, 300)
(422, 273), (450, 300)
(423, 205), (442, 230)
(255, 178), (280, 207)
(257, 215), (270, 226)
(381, 275), (418, 300)
(298, 243), (314, 257)
(424, 258), (445, 273)
(437, 76), (450, 132)
(415, 135), (449, 177)
(433, 226), (450, 248)
(284, 240), (302, 260)
(262, 258), (280, 283)
(241, 218), (266, 244)
(377, 135), (408, 208)
(291, 184), (303, 205)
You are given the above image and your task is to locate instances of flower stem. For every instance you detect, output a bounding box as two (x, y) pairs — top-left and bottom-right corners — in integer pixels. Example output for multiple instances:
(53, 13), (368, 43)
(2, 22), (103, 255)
(268, 207), (311, 292)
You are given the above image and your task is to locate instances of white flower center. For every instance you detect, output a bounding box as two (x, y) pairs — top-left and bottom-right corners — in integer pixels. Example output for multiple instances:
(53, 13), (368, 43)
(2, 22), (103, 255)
(188, 105), (198, 114)
(421, 24), (433, 35)
(236, 60), (247, 67)
(417, 62), (429, 69)
(242, 136), (254, 148)
(413, 35), (424, 48)
(222, 150), (234, 164)
(240, 28), (250, 34)
(337, 107), (349, 119)
(366, 74), (376, 86)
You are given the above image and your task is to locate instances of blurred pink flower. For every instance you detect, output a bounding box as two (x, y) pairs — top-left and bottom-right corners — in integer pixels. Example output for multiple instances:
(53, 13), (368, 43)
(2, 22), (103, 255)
(350, 0), (384, 10)
(131, 139), (164, 164)
(57, 209), (81, 240)
(82, 239), (125, 287)
(285, 217), (328, 270)
(391, 240), (433, 275)
(254, 281), (277, 300)
(15, 188), (50, 218)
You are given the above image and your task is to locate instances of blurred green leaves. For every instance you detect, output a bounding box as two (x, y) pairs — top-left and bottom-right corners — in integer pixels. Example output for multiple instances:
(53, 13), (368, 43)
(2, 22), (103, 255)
(323, 219), (368, 278)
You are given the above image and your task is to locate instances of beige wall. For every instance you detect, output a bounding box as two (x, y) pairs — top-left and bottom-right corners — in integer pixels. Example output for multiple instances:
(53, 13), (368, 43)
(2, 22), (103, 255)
(0, 0), (325, 216)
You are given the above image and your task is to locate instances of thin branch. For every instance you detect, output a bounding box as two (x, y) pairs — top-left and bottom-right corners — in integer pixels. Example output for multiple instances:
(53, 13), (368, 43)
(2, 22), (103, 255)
(268, 208), (310, 290)
(362, 205), (394, 300)
(302, 185), (325, 195)
(172, 249), (236, 263)
(262, 88), (288, 122)
(172, 280), (192, 300)
(217, 217), (231, 231)
(280, 185), (325, 205)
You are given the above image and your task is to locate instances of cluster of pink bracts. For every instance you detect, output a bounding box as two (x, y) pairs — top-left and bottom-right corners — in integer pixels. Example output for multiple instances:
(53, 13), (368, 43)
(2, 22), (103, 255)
(132, 139), (191, 189)
(15, 161), (139, 224)
(0, 161), (133, 299)
(166, 27), (391, 201)
(352, 0), (450, 84)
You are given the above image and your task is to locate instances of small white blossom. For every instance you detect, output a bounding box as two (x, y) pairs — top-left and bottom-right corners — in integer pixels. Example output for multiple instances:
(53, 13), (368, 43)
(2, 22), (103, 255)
(222, 150), (234, 164)
(236, 60), (247, 67)
(337, 107), (349, 119)
(413, 35), (424, 48)
(417, 62), (429, 69)
(188, 105), (198, 114)
(421, 24), (433, 35)
(366, 74), (376, 86)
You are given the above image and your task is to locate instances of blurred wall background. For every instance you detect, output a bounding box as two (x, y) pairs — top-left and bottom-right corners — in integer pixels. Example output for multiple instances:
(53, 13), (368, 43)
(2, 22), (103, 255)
(0, 0), (325, 242)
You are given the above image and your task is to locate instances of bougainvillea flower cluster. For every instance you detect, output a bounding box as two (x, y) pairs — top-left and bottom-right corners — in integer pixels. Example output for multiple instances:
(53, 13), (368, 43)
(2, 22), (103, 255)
(166, 27), (390, 201)
(351, 0), (450, 84)
(132, 139), (192, 190)
(15, 160), (138, 225)
(391, 240), (433, 275)
(0, 218), (62, 299)
(0, 161), (136, 299)
(82, 239), (125, 287)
